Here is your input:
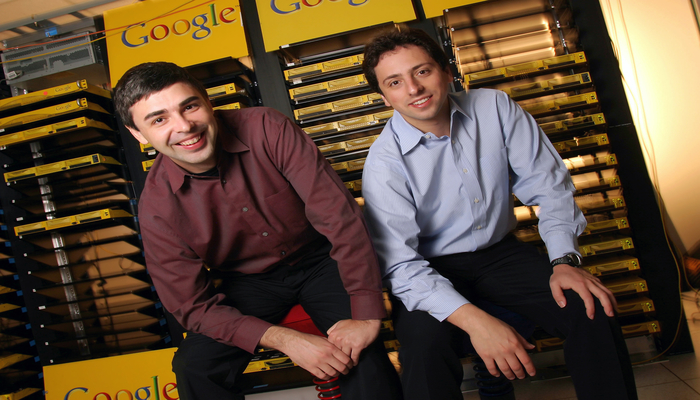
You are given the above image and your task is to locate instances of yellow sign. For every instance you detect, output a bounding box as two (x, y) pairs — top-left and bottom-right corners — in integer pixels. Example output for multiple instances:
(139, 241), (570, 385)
(43, 348), (179, 400)
(421, 0), (489, 19)
(104, 0), (248, 86)
(257, 0), (416, 52)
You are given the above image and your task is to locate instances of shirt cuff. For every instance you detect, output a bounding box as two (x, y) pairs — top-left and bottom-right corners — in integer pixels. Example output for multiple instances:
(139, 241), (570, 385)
(236, 316), (275, 354)
(412, 285), (469, 322)
(350, 292), (388, 320)
(542, 231), (580, 261)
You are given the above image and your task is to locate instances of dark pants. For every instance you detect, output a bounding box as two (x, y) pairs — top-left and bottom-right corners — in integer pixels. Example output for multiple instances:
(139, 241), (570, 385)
(171, 241), (402, 400)
(392, 235), (637, 400)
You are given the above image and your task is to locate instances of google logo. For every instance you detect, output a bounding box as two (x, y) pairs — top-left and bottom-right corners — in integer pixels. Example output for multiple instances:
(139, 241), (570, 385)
(121, 3), (237, 48)
(270, 0), (369, 15)
(62, 376), (177, 400)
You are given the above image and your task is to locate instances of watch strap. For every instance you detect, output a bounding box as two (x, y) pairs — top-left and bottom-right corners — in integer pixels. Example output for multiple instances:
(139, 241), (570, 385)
(551, 253), (582, 268)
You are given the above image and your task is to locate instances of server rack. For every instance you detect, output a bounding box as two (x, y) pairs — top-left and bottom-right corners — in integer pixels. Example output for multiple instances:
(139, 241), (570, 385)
(279, 27), (393, 200)
(430, 0), (688, 361)
(0, 79), (169, 399)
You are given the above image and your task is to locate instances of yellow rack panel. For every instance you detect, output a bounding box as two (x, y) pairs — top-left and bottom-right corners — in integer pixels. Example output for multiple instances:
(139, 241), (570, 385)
(206, 83), (244, 99)
(14, 208), (133, 236)
(580, 237), (634, 256)
(4, 154), (121, 183)
(552, 134), (610, 153)
(540, 113), (606, 135)
(621, 320), (661, 337)
(505, 72), (592, 98)
(0, 387), (42, 400)
(289, 74), (367, 100)
(318, 135), (379, 156)
(0, 354), (32, 370)
(0, 117), (112, 149)
(303, 110), (393, 137)
(617, 297), (655, 316)
(582, 217), (629, 236)
(605, 276), (648, 296)
(344, 179), (363, 192)
(331, 158), (366, 173)
(0, 98), (111, 131)
(285, 54), (364, 82)
(584, 257), (640, 277)
(213, 102), (244, 111)
(142, 159), (155, 172)
(464, 52), (587, 85)
(294, 93), (384, 120)
(521, 92), (598, 116)
(0, 79), (111, 113)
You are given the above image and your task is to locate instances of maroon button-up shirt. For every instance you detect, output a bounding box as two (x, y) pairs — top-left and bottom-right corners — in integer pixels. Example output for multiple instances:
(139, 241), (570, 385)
(138, 107), (385, 353)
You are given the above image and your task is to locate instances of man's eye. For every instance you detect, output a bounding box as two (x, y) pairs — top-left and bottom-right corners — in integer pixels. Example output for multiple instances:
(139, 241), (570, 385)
(153, 117), (164, 125)
(389, 80), (400, 87)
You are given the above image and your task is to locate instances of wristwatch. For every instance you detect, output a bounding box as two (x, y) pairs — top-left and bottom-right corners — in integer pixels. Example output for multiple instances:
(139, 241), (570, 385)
(551, 253), (583, 268)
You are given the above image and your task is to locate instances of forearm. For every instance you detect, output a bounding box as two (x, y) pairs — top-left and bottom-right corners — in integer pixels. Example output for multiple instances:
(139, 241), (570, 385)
(259, 325), (297, 352)
(445, 303), (488, 334)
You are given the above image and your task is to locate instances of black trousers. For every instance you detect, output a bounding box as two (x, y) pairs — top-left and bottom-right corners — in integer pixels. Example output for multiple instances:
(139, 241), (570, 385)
(392, 235), (638, 400)
(171, 241), (403, 400)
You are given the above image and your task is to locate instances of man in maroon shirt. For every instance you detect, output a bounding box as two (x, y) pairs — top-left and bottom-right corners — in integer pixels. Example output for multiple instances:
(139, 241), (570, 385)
(113, 62), (402, 399)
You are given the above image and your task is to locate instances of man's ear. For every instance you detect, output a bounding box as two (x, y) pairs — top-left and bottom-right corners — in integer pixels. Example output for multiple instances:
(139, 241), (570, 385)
(446, 66), (455, 84)
(127, 126), (149, 145)
(381, 94), (392, 108)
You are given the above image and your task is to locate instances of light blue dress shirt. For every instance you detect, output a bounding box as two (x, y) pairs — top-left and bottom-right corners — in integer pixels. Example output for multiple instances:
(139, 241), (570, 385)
(362, 89), (586, 321)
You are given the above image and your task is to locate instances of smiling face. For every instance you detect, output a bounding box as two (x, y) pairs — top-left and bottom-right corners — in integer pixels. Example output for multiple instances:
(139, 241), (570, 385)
(374, 44), (453, 135)
(127, 82), (218, 174)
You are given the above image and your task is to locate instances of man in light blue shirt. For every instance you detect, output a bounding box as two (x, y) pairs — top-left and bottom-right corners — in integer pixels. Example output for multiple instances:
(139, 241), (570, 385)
(361, 29), (637, 400)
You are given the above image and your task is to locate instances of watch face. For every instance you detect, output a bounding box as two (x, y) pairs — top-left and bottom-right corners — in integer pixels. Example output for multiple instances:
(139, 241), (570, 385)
(568, 253), (583, 266)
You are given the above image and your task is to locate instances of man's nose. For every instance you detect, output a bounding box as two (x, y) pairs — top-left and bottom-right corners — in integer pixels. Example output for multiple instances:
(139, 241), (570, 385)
(407, 77), (424, 94)
(173, 113), (195, 131)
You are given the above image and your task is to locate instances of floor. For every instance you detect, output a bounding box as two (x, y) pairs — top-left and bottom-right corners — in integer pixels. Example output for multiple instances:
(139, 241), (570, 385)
(248, 290), (700, 399)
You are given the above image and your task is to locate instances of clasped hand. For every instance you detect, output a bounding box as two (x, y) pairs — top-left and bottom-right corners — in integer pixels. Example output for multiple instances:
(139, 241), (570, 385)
(259, 319), (380, 380)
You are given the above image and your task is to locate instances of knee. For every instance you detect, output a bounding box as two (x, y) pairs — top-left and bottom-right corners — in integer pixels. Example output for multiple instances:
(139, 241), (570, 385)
(172, 342), (207, 379)
(559, 290), (613, 332)
(171, 334), (245, 381)
(563, 290), (606, 316)
(172, 347), (191, 377)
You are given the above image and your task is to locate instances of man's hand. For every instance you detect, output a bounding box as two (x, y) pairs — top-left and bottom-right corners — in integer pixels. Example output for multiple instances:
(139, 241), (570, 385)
(327, 319), (381, 365)
(447, 304), (535, 380)
(259, 326), (352, 380)
(549, 264), (617, 319)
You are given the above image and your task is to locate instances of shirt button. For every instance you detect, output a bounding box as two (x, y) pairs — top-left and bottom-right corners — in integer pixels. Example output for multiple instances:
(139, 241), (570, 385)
(222, 179), (226, 184)
(424, 134), (430, 139)
(262, 232), (269, 237)
(451, 140), (455, 144)
(462, 168), (468, 173)
(242, 207), (249, 212)
(476, 225), (482, 230)
(474, 198), (479, 203)
(281, 251), (286, 256)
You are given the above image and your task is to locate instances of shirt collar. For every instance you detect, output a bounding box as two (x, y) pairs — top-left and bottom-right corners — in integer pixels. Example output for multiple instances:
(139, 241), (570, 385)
(391, 92), (474, 155)
(162, 113), (250, 192)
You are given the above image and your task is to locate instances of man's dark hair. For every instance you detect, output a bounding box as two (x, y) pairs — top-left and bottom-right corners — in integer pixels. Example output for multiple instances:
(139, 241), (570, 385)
(363, 28), (450, 94)
(113, 62), (209, 130)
